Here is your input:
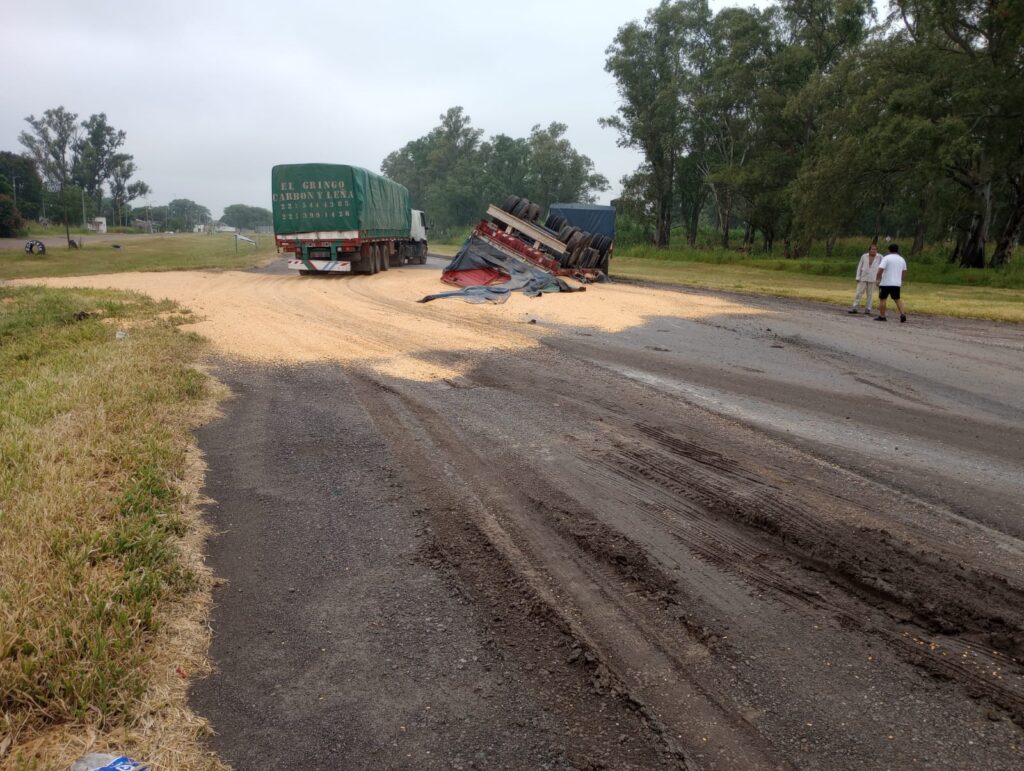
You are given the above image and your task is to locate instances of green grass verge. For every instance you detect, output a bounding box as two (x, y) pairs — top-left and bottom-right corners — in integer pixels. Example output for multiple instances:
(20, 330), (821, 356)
(1, 233), (277, 280)
(612, 257), (1024, 322)
(0, 286), (213, 756)
(617, 239), (1024, 289)
(429, 243), (459, 258)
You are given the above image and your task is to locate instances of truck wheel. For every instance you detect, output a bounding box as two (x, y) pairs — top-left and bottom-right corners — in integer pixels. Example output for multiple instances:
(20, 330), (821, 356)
(526, 203), (541, 222)
(545, 215), (566, 232)
(501, 195), (520, 212)
(511, 198), (530, 219)
(565, 231), (584, 254)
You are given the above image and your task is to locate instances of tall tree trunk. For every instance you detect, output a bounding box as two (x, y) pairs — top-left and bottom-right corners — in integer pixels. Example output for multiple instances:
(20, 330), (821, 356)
(61, 184), (71, 247)
(742, 221), (753, 252)
(871, 200), (886, 245)
(990, 175), (1024, 267)
(655, 190), (672, 247)
(685, 191), (704, 247)
(720, 206), (731, 249)
(957, 180), (992, 268)
(762, 227), (774, 253)
(825, 233), (837, 257)
(911, 193), (929, 256)
(653, 158), (674, 248)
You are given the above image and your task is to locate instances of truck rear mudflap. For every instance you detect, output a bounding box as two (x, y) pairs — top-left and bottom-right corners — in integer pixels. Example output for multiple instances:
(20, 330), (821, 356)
(287, 258), (352, 274)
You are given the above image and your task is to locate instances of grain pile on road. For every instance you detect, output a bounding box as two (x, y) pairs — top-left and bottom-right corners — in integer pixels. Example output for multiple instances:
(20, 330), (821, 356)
(19, 265), (1024, 768)
(27, 269), (763, 379)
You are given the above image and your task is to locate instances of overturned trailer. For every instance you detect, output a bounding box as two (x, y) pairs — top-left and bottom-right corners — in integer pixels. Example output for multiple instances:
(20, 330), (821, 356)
(424, 195), (616, 303)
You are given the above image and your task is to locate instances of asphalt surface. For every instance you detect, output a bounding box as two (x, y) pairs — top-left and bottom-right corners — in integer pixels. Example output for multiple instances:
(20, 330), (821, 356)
(170, 260), (1024, 769)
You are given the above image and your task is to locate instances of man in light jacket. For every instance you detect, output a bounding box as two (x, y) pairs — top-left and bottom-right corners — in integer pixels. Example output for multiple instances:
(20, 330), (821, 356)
(847, 243), (881, 314)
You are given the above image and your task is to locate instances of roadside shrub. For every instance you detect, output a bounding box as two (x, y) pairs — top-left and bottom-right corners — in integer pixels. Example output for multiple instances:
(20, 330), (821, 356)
(0, 194), (25, 237)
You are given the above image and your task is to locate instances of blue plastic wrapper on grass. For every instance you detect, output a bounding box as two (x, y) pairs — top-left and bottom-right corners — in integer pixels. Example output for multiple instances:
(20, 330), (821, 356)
(69, 753), (149, 771)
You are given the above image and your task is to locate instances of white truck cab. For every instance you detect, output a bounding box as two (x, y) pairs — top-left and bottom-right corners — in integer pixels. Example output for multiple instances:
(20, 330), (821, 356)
(411, 209), (428, 244)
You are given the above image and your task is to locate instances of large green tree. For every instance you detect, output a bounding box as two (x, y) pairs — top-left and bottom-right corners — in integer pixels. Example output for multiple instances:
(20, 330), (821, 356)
(603, 0), (703, 246)
(166, 198), (210, 231)
(18, 106), (79, 246)
(221, 204), (272, 230)
(521, 123), (609, 208)
(891, 0), (1024, 266)
(383, 107), (609, 236)
(0, 152), (43, 220)
(72, 113), (126, 216)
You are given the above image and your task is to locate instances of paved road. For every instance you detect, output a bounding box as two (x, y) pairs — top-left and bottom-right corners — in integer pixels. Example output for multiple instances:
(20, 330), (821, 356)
(28, 263), (1024, 767)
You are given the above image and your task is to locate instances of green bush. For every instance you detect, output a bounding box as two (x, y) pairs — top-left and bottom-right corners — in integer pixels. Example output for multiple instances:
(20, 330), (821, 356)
(0, 194), (25, 237)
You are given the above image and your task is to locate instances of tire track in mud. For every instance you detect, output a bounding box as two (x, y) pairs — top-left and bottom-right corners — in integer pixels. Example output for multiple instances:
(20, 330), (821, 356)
(605, 421), (1024, 725)
(348, 371), (790, 771)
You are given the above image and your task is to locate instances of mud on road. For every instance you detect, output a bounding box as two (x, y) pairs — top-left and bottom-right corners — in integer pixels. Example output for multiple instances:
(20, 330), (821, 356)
(27, 261), (1024, 767)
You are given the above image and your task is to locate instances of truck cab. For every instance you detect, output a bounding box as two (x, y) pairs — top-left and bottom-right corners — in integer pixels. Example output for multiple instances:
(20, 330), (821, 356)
(411, 209), (428, 246)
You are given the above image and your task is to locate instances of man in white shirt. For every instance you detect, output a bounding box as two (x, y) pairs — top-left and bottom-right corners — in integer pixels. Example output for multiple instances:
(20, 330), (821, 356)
(874, 243), (908, 322)
(847, 243), (881, 314)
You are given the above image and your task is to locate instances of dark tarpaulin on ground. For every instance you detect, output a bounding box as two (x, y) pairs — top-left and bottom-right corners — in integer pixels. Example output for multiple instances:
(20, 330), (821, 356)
(420, 235), (584, 304)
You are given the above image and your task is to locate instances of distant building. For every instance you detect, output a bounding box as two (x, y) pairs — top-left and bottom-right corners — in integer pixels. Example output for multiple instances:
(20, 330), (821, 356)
(214, 223), (237, 233)
(87, 217), (107, 234)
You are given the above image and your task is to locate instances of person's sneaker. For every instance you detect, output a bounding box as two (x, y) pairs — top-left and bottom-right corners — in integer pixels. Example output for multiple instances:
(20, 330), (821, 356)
(874, 316), (887, 321)
(900, 314), (907, 323)
(865, 309), (873, 314)
(847, 308), (859, 314)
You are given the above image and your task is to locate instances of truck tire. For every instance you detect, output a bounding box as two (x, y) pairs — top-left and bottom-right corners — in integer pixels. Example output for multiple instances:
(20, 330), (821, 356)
(511, 198), (530, 219)
(565, 230), (584, 254)
(417, 243), (428, 264)
(501, 195), (520, 213)
(526, 203), (541, 222)
(545, 215), (566, 232)
(379, 244), (389, 271)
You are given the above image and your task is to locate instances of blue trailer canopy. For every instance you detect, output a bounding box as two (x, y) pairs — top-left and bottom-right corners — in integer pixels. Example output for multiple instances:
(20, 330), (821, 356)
(548, 203), (616, 239)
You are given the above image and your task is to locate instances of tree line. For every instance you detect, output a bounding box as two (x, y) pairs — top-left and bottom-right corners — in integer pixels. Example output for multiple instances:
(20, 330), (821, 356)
(603, 0), (1024, 267)
(0, 106), (271, 238)
(381, 107), (610, 237)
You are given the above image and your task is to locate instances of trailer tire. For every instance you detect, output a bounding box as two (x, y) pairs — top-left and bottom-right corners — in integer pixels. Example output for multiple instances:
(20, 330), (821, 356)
(565, 231), (584, 254)
(545, 215), (566, 232)
(510, 198), (530, 218)
(557, 224), (574, 243)
(526, 203), (541, 222)
(501, 195), (520, 212)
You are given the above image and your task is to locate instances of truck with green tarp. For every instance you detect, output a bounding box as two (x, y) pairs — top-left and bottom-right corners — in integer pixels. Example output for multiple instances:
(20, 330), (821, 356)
(272, 163), (428, 274)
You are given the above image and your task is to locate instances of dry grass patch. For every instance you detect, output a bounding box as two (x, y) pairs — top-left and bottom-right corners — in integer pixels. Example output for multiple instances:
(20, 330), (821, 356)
(0, 286), (227, 769)
(0, 233), (277, 281)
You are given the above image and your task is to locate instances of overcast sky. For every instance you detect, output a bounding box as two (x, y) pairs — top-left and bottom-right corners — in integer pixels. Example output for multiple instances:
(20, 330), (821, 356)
(2, 0), (770, 219)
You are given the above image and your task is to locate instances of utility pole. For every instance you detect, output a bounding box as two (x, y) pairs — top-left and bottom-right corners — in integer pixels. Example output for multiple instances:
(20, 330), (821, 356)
(81, 188), (87, 228)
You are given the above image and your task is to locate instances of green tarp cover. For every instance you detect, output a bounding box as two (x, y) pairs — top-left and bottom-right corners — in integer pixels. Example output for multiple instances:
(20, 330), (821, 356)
(272, 164), (411, 237)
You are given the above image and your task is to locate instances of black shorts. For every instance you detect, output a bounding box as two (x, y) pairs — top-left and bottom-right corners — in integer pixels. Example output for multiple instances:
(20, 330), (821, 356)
(879, 285), (901, 300)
